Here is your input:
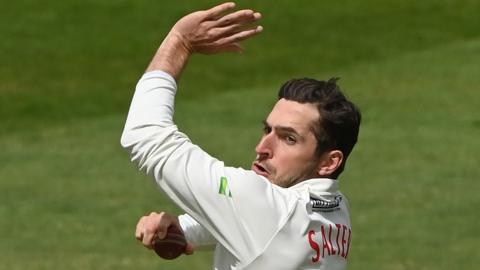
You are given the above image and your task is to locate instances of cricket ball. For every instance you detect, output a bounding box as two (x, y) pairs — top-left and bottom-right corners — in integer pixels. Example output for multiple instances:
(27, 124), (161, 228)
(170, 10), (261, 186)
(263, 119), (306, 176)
(152, 228), (187, 260)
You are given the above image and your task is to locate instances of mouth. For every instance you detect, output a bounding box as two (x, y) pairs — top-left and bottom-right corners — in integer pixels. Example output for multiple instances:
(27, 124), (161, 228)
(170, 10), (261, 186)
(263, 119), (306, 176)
(252, 162), (270, 177)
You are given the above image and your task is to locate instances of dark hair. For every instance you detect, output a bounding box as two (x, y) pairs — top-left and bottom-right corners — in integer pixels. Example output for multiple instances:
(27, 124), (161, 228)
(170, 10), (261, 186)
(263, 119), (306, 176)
(278, 78), (361, 178)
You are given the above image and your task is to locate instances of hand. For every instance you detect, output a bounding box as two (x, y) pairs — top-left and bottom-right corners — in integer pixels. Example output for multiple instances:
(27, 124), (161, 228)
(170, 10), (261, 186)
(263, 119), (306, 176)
(146, 2), (263, 78)
(135, 212), (195, 256)
(171, 2), (263, 54)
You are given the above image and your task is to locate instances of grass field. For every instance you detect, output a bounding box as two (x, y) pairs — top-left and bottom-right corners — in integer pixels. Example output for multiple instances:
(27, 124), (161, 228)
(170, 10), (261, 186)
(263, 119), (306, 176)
(1, 0), (479, 269)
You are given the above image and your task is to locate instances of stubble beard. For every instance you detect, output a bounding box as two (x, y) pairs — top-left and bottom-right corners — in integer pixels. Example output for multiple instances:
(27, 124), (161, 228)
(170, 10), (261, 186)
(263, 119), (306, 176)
(273, 161), (319, 188)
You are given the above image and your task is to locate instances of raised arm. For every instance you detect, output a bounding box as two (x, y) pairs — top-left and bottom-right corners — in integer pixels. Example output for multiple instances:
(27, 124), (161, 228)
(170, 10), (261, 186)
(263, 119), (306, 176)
(146, 2), (262, 80)
(121, 3), (287, 264)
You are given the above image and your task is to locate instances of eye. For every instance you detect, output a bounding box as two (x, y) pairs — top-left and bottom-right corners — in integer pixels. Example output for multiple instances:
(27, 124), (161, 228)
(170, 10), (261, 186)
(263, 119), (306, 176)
(285, 135), (297, 145)
(263, 125), (272, 134)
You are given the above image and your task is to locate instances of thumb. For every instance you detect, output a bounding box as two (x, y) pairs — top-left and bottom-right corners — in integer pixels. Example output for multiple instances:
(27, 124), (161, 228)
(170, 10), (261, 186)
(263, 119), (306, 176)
(184, 242), (196, 255)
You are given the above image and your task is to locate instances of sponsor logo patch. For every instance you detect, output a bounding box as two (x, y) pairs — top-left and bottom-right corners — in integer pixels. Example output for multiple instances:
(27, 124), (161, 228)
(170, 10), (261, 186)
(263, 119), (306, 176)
(218, 176), (232, 197)
(311, 195), (342, 212)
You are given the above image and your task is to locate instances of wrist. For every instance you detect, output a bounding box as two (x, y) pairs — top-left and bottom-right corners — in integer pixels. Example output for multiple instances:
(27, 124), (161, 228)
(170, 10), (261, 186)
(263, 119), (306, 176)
(146, 30), (192, 80)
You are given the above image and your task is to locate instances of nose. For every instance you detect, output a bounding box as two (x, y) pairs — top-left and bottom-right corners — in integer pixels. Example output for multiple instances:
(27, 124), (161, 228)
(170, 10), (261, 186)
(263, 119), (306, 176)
(255, 133), (274, 159)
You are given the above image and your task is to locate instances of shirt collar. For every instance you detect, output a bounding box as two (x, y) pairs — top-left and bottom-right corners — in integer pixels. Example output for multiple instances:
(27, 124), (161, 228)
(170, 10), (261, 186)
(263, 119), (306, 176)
(290, 178), (339, 199)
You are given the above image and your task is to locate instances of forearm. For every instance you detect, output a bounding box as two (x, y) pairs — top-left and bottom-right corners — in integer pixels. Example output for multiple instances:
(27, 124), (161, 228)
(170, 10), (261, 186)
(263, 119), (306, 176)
(146, 30), (191, 81)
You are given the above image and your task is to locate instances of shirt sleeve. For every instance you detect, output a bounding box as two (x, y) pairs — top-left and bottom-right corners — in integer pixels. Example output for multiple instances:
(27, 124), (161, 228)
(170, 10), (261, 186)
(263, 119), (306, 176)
(120, 71), (296, 263)
(178, 213), (216, 250)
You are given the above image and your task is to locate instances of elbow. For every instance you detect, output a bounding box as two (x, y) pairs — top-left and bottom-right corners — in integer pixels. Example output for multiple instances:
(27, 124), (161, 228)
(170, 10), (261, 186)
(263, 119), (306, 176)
(120, 128), (135, 150)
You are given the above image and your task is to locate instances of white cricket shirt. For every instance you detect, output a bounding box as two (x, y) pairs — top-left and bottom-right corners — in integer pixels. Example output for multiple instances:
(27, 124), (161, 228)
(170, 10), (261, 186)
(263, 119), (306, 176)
(121, 71), (352, 270)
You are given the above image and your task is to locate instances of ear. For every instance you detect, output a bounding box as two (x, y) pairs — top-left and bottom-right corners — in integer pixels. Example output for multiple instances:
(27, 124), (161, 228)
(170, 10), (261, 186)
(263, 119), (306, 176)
(317, 150), (343, 177)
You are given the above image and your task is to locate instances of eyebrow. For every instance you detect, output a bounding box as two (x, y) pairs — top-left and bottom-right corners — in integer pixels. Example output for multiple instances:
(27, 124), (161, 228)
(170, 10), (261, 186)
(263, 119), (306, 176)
(262, 120), (301, 136)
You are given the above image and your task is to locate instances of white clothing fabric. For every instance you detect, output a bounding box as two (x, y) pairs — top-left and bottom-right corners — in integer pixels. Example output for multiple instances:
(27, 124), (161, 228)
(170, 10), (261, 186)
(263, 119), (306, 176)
(178, 213), (216, 250)
(121, 71), (352, 270)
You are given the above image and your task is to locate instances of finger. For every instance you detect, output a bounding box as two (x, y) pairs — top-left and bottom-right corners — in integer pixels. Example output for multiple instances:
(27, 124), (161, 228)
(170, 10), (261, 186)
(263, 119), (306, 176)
(135, 216), (147, 240)
(169, 216), (183, 233)
(141, 224), (157, 249)
(207, 24), (247, 42)
(205, 2), (236, 20)
(207, 12), (261, 40)
(153, 213), (172, 240)
(217, 43), (245, 54)
(216, 25), (263, 46)
(194, 42), (244, 55)
(140, 212), (162, 248)
(142, 230), (155, 249)
(214, 10), (261, 27)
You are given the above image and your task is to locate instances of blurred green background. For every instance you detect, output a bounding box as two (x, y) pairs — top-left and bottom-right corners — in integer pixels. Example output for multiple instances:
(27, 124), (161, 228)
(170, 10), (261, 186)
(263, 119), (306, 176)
(1, 0), (479, 269)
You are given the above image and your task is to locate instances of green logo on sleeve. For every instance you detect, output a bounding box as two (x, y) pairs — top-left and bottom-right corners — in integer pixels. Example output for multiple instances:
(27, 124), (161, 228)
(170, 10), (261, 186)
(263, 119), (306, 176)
(218, 176), (232, 197)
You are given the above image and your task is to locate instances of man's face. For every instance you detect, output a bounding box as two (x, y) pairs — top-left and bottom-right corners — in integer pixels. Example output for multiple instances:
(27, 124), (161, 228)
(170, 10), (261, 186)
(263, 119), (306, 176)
(252, 99), (321, 187)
